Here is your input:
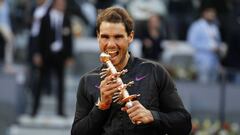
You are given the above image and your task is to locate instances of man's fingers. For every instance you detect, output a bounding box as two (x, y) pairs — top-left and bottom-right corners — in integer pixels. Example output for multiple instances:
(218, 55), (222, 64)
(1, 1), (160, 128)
(104, 82), (121, 91)
(105, 73), (118, 81)
(121, 106), (128, 111)
(131, 112), (144, 122)
(104, 88), (120, 97)
(128, 108), (141, 119)
(100, 82), (122, 102)
(126, 101), (140, 114)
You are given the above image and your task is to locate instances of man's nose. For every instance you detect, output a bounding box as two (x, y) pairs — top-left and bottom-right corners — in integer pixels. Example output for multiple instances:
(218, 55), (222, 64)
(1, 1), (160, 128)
(107, 38), (117, 47)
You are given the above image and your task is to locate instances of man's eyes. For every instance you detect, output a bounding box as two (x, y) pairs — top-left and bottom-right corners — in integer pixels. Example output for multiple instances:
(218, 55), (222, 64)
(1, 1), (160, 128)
(101, 35), (124, 39)
(115, 35), (123, 39)
(101, 35), (109, 39)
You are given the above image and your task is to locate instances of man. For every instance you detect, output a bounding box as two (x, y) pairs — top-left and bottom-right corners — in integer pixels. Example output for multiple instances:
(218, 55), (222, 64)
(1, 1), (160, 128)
(71, 7), (191, 135)
(31, 0), (73, 117)
(27, 0), (51, 100)
(141, 15), (165, 61)
(0, 0), (14, 73)
(187, 5), (222, 83)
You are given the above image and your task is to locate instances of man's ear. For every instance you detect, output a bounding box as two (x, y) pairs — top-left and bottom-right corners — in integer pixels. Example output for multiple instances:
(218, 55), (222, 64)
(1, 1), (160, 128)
(128, 31), (134, 43)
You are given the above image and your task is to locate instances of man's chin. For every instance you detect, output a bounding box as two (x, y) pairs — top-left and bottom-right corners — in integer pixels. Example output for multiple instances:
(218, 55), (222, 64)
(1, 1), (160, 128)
(111, 60), (119, 67)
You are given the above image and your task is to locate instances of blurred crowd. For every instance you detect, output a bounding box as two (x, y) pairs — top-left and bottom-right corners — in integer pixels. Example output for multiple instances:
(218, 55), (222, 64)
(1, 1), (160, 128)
(1, 0), (240, 111)
(0, 0), (240, 82)
(1, 0), (240, 134)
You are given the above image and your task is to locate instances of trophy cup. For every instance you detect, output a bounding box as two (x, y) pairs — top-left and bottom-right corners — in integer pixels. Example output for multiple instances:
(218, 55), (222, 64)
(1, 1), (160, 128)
(99, 52), (139, 108)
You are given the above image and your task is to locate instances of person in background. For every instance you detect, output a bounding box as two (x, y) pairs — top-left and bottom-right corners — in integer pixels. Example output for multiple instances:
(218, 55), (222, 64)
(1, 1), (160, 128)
(187, 5), (222, 83)
(0, 0), (15, 74)
(127, 0), (167, 39)
(71, 6), (191, 135)
(141, 15), (166, 61)
(27, 0), (52, 98)
(31, 0), (73, 117)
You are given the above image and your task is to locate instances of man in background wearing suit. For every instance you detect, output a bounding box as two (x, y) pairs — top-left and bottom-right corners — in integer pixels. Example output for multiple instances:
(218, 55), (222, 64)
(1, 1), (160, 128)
(31, 0), (73, 117)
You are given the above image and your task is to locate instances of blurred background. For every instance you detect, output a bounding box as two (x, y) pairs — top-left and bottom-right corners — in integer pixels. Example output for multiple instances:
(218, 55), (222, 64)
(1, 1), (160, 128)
(0, 0), (240, 135)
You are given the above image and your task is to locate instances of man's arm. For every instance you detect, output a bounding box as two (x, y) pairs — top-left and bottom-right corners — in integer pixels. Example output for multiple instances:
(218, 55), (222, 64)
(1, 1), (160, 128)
(71, 76), (110, 135)
(124, 63), (191, 134)
(151, 64), (192, 135)
(63, 15), (73, 60)
(71, 70), (124, 135)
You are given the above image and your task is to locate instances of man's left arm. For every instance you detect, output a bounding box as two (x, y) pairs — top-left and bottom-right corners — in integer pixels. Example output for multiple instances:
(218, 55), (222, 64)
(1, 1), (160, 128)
(125, 96), (191, 135)
(152, 65), (192, 134)
(63, 15), (73, 59)
(126, 64), (192, 135)
(63, 15), (74, 67)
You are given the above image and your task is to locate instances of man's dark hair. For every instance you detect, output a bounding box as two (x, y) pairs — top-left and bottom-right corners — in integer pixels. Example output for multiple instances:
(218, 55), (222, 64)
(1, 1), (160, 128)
(200, 1), (216, 14)
(96, 6), (134, 36)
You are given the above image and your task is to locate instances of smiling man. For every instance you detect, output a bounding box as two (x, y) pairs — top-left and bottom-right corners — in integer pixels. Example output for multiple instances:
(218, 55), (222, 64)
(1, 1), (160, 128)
(71, 7), (192, 135)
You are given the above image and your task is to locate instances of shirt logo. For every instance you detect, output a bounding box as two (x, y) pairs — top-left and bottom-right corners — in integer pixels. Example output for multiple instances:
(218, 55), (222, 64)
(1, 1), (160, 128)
(135, 74), (148, 81)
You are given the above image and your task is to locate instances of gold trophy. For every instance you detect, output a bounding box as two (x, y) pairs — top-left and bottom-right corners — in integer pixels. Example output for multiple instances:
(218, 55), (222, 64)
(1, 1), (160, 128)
(99, 52), (139, 108)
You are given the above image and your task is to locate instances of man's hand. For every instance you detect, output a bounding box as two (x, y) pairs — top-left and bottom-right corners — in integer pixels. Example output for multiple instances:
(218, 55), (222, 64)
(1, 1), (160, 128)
(33, 54), (42, 67)
(65, 58), (74, 67)
(99, 73), (122, 109)
(124, 100), (154, 124)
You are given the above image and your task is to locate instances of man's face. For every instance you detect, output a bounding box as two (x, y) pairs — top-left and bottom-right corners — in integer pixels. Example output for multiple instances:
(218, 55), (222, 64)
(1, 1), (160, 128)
(203, 8), (216, 22)
(53, 0), (66, 11)
(36, 0), (45, 5)
(148, 15), (161, 30)
(97, 22), (134, 70)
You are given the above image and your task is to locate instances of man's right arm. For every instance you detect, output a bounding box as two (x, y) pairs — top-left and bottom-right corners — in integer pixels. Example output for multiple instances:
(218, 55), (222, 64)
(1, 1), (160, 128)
(71, 77), (110, 135)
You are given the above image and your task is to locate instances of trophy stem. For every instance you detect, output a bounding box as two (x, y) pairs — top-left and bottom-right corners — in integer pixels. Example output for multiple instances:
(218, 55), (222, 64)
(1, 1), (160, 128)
(100, 53), (135, 107)
(99, 52), (141, 124)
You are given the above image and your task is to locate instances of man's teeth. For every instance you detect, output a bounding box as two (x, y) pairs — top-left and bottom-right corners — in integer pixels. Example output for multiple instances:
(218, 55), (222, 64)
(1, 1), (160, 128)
(107, 51), (117, 54)
(107, 51), (118, 58)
